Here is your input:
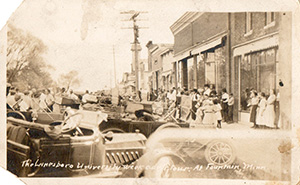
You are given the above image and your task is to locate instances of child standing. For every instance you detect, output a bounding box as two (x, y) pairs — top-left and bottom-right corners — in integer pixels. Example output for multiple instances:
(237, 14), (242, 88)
(201, 95), (214, 125)
(213, 99), (222, 128)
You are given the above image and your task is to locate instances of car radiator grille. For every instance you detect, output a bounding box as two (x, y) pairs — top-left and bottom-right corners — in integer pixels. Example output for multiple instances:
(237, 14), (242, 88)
(106, 149), (142, 165)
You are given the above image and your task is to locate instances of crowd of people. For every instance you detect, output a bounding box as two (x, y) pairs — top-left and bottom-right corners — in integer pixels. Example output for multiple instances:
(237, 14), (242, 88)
(248, 89), (280, 129)
(6, 84), (99, 114)
(147, 84), (234, 129)
(7, 82), (280, 129)
(147, 84), (280, 129)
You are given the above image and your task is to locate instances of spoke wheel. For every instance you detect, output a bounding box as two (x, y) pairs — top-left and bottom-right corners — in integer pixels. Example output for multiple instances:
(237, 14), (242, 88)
(205, 140), (236, 165)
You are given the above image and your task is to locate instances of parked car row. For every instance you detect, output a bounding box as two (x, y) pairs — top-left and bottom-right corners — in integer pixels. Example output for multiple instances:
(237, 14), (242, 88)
(6, 100), (290, 180)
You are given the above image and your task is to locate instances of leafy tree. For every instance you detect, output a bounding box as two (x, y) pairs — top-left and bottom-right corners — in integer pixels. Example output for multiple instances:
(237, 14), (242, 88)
(6, 24), (53, 90)
(57, 70), (81, 91)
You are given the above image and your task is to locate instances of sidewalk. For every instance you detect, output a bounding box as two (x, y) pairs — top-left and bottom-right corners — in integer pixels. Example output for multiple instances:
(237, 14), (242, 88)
(221, 122), (252, 129)
(190, 121), (285, 130)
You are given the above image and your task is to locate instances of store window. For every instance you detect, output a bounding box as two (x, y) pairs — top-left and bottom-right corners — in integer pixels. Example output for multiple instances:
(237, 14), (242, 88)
(205, 52), (216, 85)
(188, 57), (194, 90)
(265, 12), (275, 26)
(197, 54), (205, 89)
(245, 12), (253, 34)
(240, 47), (278, 112)
(215, 47), (227, 93)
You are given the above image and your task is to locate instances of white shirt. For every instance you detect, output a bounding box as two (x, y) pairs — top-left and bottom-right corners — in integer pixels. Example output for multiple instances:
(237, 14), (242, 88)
(39, 93), (48, 109)
(20, 95), (31, 111)
(7, 95), (16, 109)
(69, 93), (79, 101)
(82, 94), (90, 103)
(46, 94), (55, 105)
(222, 93), (229, 103)
(204, 89), (211, 96)
(192, 93), (200, 101)
(228, 97), (234, 106)
(170, 90), (177, 101)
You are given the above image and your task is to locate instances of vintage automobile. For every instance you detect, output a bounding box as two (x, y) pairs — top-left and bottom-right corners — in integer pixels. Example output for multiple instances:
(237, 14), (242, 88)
(7, 109), (146, 177)
(134, 127), (236, 178)
(99, 100), (190, 137)
(6, 96), (81, 124)
(134, 127), (291, 181)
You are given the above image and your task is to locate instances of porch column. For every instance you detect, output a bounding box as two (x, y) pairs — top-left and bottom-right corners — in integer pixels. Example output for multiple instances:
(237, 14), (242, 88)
(193, 55), (198, 89)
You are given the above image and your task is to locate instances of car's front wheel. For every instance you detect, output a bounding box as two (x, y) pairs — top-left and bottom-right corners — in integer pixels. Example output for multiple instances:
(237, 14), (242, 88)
(204, 140), (236, 166)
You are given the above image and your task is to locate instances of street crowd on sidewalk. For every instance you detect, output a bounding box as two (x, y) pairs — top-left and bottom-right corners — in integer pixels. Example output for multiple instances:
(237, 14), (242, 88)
(146, 85), (233, 129)
(146, 84), (280, 129)
(247, 89), (281, 129)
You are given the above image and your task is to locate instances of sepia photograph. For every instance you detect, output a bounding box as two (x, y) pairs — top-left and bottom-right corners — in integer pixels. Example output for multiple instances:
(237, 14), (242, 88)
(0, 0), (299, 184)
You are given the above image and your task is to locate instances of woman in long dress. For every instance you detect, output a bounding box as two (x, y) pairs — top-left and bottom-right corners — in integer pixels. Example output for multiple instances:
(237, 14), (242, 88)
(256, 92), (267, 127)
(264, 89), (276, 128)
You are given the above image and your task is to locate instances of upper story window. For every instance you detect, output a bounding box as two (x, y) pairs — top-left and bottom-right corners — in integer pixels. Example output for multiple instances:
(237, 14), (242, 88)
(154, 60), (158, 65)
(264, 12), (275, 29)
(245, 12), (253, 36)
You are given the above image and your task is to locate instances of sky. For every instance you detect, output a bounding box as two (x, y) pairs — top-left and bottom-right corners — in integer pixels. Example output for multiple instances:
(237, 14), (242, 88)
(4, 0), (197, 92)
(2, 0), (296, 92)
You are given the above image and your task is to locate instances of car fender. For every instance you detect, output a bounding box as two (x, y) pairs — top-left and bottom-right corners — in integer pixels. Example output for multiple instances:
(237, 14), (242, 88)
(7, 111), (26, 120)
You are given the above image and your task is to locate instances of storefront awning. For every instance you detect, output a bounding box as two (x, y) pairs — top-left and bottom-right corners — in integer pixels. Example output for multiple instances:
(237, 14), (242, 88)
(174, 33), (226, 61)
(161, 69), (172, 76)
(191, 37), (223, 55)
(233, 34), (279, 56)
(174, 49), (191, 62)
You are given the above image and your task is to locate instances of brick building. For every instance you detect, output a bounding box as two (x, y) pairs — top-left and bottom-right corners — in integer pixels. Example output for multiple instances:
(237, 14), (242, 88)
(168, 12), (292, 129)
(230, 12), (292, 129)
(170, 12), (230, 92)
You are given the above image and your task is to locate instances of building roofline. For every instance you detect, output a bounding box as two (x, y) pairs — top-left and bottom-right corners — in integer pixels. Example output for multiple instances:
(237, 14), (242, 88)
(170, 12), (204, 35)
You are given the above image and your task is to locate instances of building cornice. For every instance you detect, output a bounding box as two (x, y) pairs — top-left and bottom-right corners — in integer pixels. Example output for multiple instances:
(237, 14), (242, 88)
(160, 47), (173, 56)
(174, 31), (228, 58)
(170, 12), (204, 35)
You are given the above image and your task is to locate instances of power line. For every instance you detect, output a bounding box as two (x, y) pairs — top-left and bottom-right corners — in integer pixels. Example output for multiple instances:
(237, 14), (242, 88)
(120, 10), (148, 95)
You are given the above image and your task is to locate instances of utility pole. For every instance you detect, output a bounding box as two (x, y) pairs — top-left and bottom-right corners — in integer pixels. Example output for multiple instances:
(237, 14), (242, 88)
(121, 10), (148, 96)
(113, 45), (117, 88)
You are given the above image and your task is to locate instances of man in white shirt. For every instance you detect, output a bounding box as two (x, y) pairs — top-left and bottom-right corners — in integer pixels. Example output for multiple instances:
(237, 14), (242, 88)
(45, 89), (55, 111)
(169, 87), (177, 102)
(69, 89), (79, 101)
(221, 88), (229, 122)
(203, 84), (211, 96)
(19, 90), (31, 111)
(39, 89), (48, 110)
(82, 90), (90, 104)
(7, 91), (17, 110)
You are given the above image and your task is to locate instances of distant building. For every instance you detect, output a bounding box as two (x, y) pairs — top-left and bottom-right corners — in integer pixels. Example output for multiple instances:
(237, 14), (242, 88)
(146, 41), (174, 92)
(119, 72), (135, 96)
